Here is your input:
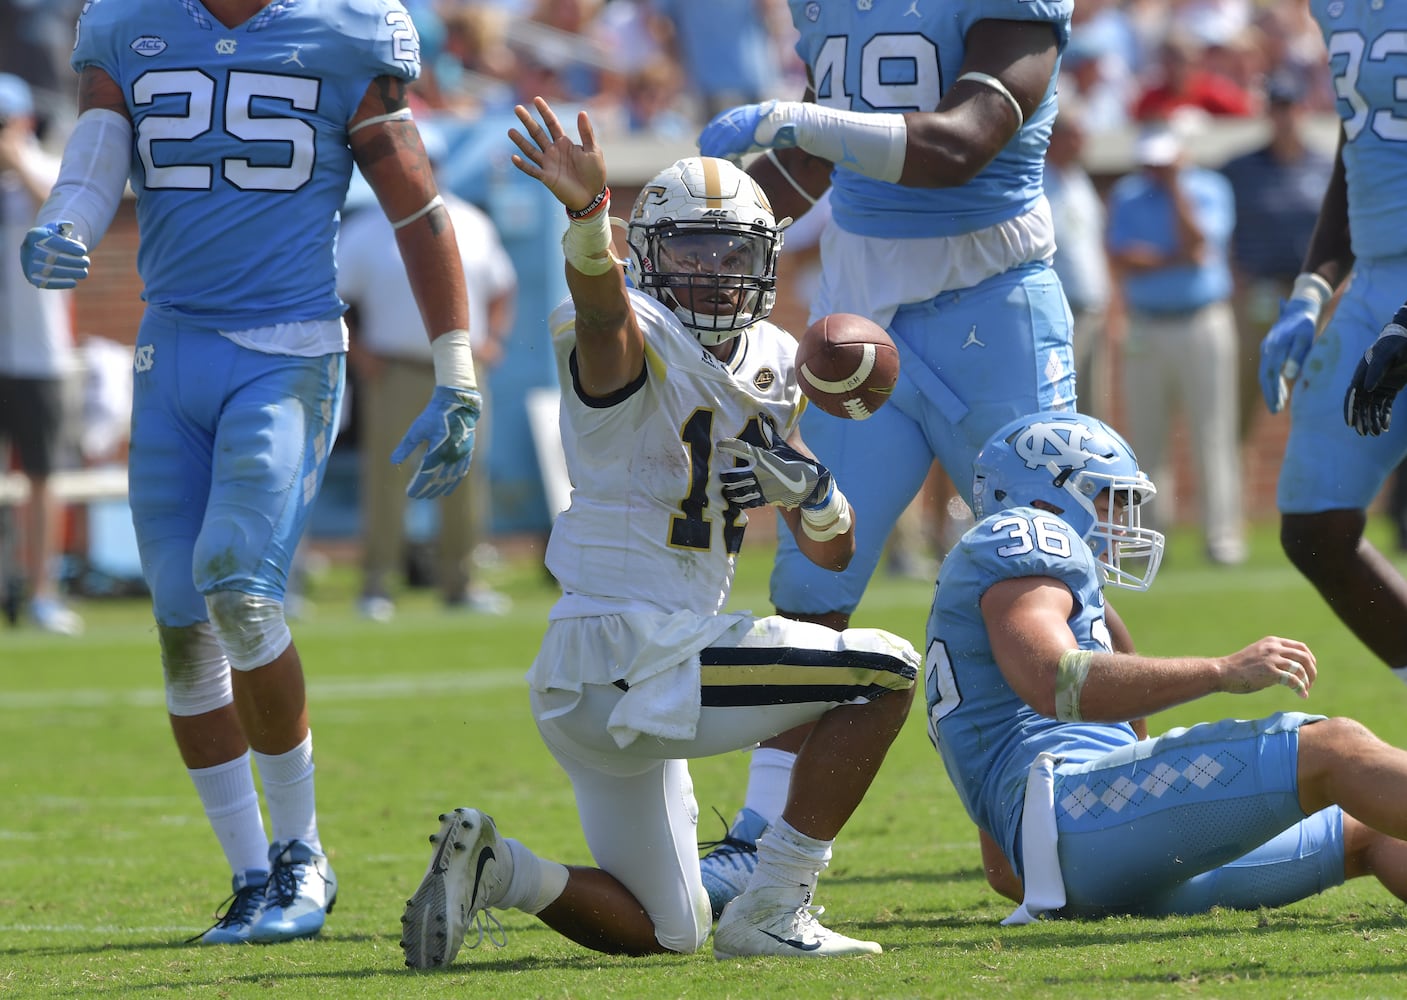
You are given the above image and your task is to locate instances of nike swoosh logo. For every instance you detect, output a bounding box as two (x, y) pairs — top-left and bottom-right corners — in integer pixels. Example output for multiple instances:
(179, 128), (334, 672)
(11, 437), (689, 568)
(771, 463), (810, 497)
(468, 846), (495, 906)
(760, 928), (822, 951)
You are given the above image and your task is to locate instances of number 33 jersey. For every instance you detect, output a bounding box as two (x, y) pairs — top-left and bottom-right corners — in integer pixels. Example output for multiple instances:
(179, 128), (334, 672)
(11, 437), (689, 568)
(545, 291), (805, 619)
(72, 0), (420, 327)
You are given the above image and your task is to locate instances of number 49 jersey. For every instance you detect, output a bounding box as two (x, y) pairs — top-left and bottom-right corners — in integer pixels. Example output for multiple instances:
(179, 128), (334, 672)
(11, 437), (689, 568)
(73, 0), (420, 328)
(788, 0), (1071, 240)
(926, 506), (1135, 867)
(545, 291), (805, 620)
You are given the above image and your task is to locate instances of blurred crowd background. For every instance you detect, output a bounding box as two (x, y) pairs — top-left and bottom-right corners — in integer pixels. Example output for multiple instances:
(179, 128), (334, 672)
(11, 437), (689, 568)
(0, 0), (1372, 619)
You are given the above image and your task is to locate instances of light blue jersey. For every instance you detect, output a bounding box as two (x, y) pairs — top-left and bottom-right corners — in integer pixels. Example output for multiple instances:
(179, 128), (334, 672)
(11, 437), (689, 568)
(1311, 0), (1407, 261)
(1278, 1), (1407, 513)
(789, 0), (1071, 239)
(927, 509), (1345, 916)
(73, 0), (420, 328)
(927, 506), (1129, 866)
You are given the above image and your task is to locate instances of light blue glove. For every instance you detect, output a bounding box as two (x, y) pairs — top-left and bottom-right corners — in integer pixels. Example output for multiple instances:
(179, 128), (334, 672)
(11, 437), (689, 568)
(1259, 297), (1319, 414)
(391, 385), (482, 499)
(20, 222), (90, 289)
(698, 100), (798, 161)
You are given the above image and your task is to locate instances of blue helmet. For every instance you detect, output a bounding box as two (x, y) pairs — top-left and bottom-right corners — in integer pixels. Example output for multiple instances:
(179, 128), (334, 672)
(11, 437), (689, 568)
(971, 411), (1164, 591)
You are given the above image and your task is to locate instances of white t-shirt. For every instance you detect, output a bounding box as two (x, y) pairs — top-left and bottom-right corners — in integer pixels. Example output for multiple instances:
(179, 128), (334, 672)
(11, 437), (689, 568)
(1, 142), (74, 379)
(335, 193), (516, 359)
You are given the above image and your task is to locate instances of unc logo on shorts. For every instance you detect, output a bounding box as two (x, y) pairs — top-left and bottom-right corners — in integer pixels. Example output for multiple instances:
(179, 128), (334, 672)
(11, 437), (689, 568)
(134, 345), (155, 373)
(1012, 420), (1110, 472)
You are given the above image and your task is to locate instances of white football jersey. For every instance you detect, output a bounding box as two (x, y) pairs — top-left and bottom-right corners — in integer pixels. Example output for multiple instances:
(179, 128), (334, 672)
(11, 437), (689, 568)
(545, 291), (805, 618)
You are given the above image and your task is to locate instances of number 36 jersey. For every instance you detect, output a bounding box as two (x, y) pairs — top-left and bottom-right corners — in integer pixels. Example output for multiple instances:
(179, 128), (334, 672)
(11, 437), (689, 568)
(545, 291), (805, 620)
(926, 507), (1136, 867)
(72, 0), (420, 328)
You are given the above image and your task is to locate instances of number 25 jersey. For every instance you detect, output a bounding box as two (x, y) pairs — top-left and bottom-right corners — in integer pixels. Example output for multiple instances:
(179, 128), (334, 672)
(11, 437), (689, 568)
(72, 0), (420, 328)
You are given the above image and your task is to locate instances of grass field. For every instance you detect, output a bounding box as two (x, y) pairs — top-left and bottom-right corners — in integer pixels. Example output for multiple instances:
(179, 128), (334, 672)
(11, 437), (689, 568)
(6, 518), (1407, 999)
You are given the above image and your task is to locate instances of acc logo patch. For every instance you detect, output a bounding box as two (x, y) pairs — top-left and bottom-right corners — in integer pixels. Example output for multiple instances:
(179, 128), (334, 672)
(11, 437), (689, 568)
(130, 36), (167, 56)
(753, 368), (777, 393)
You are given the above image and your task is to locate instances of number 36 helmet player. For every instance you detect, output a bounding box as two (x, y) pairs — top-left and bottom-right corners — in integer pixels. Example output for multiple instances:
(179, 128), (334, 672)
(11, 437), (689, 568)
(971, 411), (1165, 592)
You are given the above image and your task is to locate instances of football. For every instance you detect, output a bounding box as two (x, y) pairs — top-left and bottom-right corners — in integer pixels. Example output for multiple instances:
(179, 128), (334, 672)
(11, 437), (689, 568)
(795, 313), (899, 420)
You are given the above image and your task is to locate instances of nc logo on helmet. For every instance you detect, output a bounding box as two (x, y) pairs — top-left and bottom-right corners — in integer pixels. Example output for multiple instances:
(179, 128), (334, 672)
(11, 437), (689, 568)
(1012, 421), (1109, 472)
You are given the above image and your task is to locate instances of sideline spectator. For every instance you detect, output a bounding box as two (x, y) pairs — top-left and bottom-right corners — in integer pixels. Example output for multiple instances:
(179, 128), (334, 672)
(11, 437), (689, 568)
(1107, 123), (1246, 565)
(0, 73), (82, 635)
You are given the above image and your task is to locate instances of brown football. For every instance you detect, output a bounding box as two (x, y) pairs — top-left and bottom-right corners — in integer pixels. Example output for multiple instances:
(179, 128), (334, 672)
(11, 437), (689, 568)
(795, 313), (899, 420)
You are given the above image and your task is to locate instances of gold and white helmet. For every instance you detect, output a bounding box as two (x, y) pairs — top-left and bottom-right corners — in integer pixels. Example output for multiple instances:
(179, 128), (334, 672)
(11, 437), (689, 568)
(626, 156), (783, 345)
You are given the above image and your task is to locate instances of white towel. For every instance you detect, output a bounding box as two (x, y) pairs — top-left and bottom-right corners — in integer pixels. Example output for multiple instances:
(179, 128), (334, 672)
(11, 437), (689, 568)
(1002, 751), (1067, 925)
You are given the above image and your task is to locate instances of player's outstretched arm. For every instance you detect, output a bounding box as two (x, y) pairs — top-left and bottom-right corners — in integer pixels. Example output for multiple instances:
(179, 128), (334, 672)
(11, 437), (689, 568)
(983, 577), (1316, 723)
(508, 96), (643, 399)
(698, 19), (1055, 190)
(350, 76), (480, 500)
(1260, 128), (1354, 414)
(20, 66), (130, 290)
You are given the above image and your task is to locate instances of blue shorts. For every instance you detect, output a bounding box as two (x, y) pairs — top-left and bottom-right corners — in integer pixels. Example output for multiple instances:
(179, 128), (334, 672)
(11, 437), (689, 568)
(128, 313), (345, 626)
(1279, 255), (1407, 513)
(770, 263), (1075, 616)
(1050, 712), (1344, 916)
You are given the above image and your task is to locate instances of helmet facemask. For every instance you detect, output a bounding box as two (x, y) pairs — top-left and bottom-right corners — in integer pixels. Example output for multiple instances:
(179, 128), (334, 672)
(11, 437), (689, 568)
(627, 157), (782, 346)
(1054, 465), (1163, 592)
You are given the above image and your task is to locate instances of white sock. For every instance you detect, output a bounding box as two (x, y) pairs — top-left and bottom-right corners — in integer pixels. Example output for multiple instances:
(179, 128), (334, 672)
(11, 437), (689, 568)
(1392, 665), (1407, 687)
(188, 752), (269, 875)
(500, 838), (569, 914)
(743, 748), (796, 824)
(747, 816), (832, 894)
(252, 732), (321, 852)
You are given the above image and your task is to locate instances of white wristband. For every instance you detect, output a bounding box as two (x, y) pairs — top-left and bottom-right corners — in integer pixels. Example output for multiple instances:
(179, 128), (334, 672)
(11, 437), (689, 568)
(1290, 272), (1333, 317)
(800, 485), (852, 541)
(430, 329), (479, 392)
(768, 102), (908, 185)
(561, 207), (616, 276)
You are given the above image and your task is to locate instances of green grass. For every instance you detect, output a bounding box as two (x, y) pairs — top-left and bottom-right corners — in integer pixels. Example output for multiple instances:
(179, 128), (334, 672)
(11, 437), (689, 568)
(5, 518), (1407, 998)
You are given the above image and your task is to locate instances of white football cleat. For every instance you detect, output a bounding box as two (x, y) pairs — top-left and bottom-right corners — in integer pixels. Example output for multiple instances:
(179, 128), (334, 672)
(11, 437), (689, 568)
(250, 840), (337, 942)
(401, 807), (511, 969)
(712, 885), (881, 959)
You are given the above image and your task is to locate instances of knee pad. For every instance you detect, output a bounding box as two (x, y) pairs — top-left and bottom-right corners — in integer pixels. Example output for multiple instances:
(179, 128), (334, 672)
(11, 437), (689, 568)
(205, 589), (292, 671)
(159, 622), (233, 716)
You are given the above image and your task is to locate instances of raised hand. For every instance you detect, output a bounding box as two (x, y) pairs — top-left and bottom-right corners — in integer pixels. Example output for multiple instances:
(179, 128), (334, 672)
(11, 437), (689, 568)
(20, 221), (90, 289)
(507, 96), (607, 212)
(1345, 320), (1407, 436)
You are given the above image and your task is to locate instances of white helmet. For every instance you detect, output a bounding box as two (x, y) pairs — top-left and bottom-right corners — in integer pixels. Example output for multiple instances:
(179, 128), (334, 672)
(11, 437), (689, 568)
(626, 156), (783, 345)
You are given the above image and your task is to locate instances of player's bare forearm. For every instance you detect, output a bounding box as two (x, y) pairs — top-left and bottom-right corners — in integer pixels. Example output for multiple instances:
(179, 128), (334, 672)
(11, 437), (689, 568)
(900, 19), (1057, 188)
(77, 66), (128, 118)
(1300, 131), (1353, 289)
(350, 77), (469, 338)
(782, 506), (854, 572)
